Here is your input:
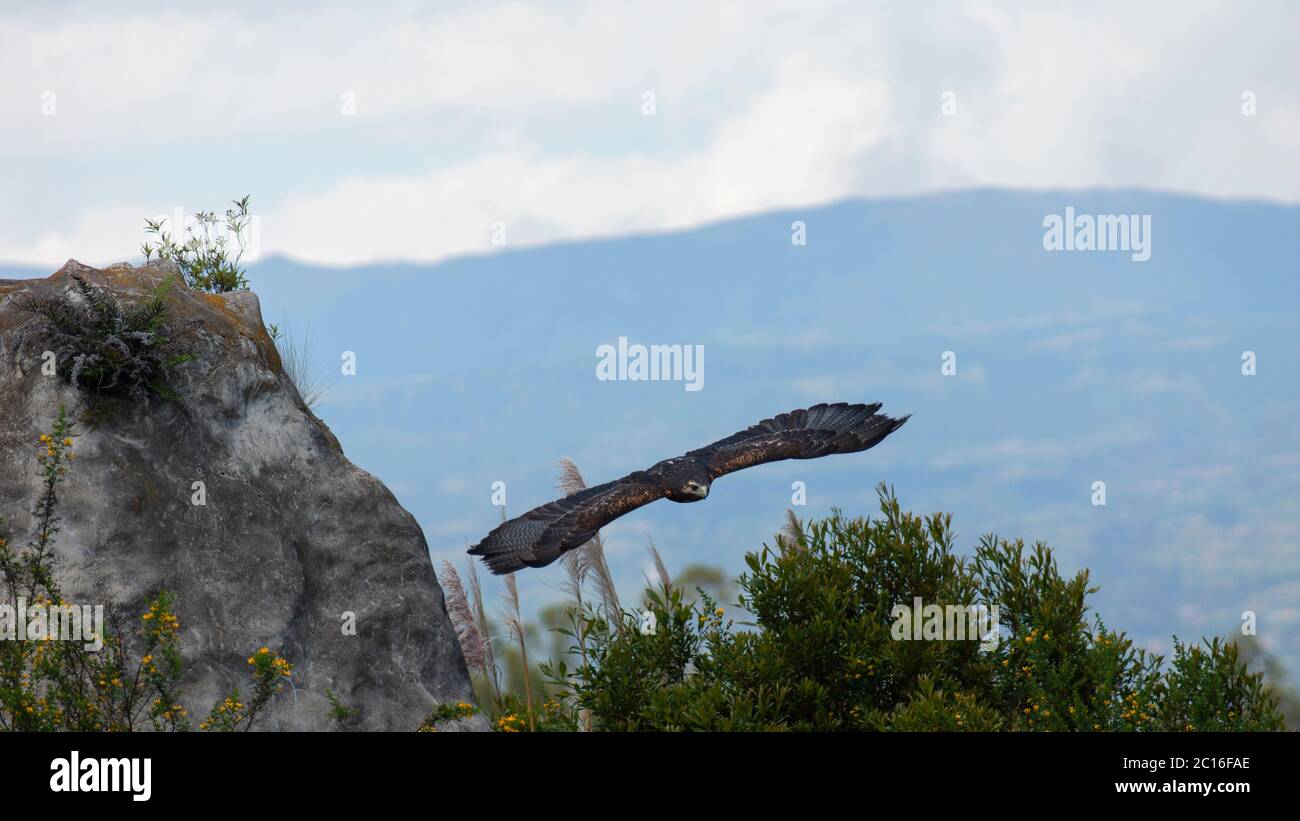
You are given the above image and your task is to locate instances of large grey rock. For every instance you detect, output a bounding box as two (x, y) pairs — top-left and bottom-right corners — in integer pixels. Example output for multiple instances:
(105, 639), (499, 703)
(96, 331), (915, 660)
(0, 260), (483, 731)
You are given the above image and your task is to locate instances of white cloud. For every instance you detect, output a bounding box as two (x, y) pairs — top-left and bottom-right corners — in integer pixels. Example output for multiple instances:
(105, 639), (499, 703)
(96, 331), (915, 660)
(930, 428), (1148, 473)
(8, 203), (149, 269)
(2, 0), (1298, 266)
(257, 53), (892, 264)
(1030, 327), (1108, 351)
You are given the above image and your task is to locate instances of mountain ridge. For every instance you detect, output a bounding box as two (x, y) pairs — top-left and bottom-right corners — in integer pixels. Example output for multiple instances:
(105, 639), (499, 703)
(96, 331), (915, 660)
(4, 189), (1296, 682)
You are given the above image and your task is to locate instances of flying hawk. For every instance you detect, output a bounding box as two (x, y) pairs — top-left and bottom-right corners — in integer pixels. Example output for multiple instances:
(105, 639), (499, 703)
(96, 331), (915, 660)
(469, 402), (909, 575)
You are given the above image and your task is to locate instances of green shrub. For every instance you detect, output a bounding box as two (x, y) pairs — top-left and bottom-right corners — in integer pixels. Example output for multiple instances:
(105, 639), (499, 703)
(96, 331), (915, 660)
(539, 487), (1284, 732)
(1154, 638), (1283, 731)
(142, 196), (252, 293)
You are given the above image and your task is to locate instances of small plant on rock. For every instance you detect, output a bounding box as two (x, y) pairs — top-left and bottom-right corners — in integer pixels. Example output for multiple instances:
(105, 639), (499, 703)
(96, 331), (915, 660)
(21, 274), (192, 401)
(142, 196), (252, 293)
(416, 701), (479, 732)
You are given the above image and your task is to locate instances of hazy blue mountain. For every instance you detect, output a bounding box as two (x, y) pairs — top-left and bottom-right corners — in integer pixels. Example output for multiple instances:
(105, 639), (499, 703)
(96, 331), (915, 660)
(5, 188), (1298, 677)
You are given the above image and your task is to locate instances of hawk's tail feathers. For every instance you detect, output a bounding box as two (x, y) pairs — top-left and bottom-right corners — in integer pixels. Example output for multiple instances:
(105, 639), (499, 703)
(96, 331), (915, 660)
(468, 516), (544, 575)
(469, 507), (593, 576)
(466, 542), (523, 575)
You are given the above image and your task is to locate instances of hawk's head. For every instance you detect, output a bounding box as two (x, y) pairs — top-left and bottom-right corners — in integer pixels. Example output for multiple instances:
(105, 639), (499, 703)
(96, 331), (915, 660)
(659, 460), (711, 503)
(668, 477), (710, 502)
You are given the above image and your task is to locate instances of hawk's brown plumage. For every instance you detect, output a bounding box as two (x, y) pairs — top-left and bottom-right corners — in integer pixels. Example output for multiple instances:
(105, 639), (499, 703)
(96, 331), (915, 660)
(469, 402), (908, 574)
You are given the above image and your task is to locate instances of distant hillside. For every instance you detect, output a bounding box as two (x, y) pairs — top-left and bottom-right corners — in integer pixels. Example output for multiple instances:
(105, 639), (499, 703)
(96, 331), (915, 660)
(6, 188), (1298, 682)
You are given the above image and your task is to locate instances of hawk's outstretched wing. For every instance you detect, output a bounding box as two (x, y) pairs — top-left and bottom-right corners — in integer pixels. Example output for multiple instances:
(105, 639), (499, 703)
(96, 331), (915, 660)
(469, 402), (908, 575)
(687, 402), (909, 479)
(468, 476), (664, 574)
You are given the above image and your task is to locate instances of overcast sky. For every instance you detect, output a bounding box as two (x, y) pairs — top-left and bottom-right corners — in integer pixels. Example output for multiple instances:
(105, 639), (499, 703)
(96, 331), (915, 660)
(2, 0), (1297, 267)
